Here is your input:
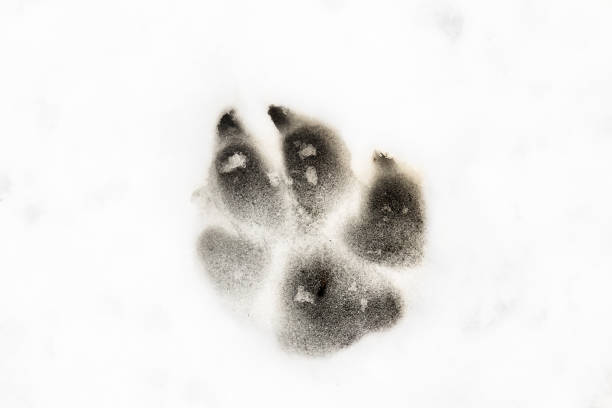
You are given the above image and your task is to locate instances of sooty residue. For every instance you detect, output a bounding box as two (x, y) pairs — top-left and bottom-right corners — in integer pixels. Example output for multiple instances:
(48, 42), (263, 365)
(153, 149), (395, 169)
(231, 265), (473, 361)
(197, 106), (425, 356)
(213, 110), (284, 226)
(198, 226), (268, 296)
(345, 153), (425, 266)
(268, 105), (352, 219)
(278, 248), (403, 355)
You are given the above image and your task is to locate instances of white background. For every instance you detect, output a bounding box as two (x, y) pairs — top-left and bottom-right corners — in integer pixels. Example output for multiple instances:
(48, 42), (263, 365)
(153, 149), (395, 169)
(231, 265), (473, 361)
(2, 0), (612, 407)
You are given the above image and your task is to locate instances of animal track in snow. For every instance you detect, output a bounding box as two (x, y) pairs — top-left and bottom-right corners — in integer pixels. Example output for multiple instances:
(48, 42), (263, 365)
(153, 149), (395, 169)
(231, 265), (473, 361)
(194, 105), (426, 356)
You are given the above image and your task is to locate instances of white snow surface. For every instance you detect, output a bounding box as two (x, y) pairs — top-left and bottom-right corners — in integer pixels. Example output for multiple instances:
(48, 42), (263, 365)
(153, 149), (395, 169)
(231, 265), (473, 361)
(2, 1), (612, 407)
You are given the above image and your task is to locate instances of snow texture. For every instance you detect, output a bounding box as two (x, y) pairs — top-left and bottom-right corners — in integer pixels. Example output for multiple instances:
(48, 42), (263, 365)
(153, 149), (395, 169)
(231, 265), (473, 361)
(2, 0), (612, 407)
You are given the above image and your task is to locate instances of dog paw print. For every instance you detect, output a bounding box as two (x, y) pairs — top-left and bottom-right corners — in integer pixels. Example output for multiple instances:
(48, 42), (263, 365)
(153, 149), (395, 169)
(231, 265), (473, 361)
(194, 106), (426, 356)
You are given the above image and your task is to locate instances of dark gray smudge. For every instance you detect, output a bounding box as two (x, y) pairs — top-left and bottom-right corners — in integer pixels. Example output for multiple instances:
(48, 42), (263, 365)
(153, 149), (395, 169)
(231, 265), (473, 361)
(213, 110), (284, 226)
(198, 107), (426, 356)
(345, 153), (425, 267)
(278, 247), (403, 355)
(198, 226), (268, 296)
(268, 105), (352, 219)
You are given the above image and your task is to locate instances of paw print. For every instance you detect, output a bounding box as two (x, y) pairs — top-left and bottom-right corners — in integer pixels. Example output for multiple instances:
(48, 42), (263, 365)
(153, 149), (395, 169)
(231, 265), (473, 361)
(194, 106), (426, 355)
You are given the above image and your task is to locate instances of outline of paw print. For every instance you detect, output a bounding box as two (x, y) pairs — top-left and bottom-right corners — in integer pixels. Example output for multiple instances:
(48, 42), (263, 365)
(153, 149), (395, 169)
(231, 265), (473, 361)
(193, 105), (426, 356)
